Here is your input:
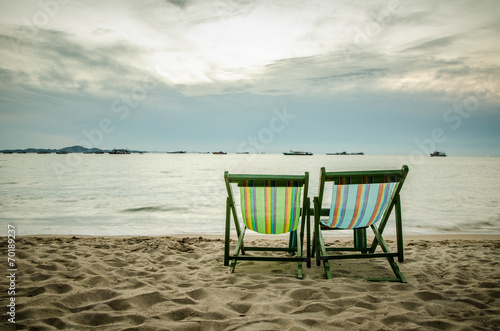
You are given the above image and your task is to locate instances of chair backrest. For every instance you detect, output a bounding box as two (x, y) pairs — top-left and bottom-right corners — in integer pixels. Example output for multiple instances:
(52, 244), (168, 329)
(225, 173), (309, 234)
(318, 166), (408, 229)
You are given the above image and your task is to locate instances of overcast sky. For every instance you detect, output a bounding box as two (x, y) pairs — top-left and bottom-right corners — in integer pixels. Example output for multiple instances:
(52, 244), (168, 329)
(0, 0), (499, 155)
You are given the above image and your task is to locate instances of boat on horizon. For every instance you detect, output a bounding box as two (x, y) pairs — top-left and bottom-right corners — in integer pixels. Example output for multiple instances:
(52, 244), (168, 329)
(109, 149), (131, 154)
(283, 150), (313, 156)
(56, 150), (69, 154)
(212, 151), (227, 155)
(327, 151), (364, 155)
(167, 151), (187, 154)
(430, 151), (447, 157)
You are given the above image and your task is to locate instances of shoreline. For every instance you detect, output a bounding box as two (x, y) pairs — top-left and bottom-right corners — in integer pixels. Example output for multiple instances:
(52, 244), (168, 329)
(10, 233), (500, 241)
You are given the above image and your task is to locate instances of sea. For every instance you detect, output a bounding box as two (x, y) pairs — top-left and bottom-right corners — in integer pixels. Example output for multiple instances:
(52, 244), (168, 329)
(1, 153), (499, 237)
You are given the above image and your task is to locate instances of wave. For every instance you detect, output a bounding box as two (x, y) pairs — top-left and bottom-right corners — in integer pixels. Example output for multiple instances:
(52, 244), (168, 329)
(121, 205), (188, 213)
(412, 218), (500, 233)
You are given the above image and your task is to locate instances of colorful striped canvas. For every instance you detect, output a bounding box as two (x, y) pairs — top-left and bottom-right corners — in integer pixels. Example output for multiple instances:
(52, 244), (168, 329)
(240, 182), (302, 234)
(323, 182), (396, 229)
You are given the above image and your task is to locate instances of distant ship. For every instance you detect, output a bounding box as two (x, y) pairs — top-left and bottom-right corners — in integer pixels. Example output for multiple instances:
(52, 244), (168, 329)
(56, 150), (69, 154)
(430, 151), (447, 157)
(37, 151), (51, 154)
(283, 150), (313, 156)
(167, 151), (187, 154)
(109, 149), (131, 154)
(327, 152), (364, 155)
(212, 151), (227, 155)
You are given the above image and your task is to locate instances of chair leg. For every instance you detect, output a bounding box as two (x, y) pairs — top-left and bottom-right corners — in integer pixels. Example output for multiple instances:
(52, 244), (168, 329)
(230, 259), (236, 272)
(315, 230), (321, 267)
(296, 231), (303, 279)
(315, 229), (324, 268)
(303, 200), (311, 268)
(313, 198), (322, 266)
(224, 198), (231, 266)
(323, 261), (332, 279)
(370, 224), (406, 282)
(387, 257), (406, 283)
(395, 197), (404, 262)
(311, 232), (315, 258)
(316, 227), (332, 279)
(354, 228), (367, 253)
(230, 227), (246, 273)
(311, 210), (316, 259)
(288, 230), (297, 256)
(306, 239), (311, 268)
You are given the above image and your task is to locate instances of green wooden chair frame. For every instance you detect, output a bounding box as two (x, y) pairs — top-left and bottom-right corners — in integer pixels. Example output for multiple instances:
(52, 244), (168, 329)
(224, 172), (310, 279)
(313, 165), (409, 282)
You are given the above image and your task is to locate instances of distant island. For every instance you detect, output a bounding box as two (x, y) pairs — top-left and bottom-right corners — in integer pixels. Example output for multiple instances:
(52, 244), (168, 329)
(1, 145), (146, 154)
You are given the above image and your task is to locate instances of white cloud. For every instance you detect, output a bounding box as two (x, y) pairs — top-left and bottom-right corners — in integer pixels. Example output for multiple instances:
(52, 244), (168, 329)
(2, 0), (499, 94)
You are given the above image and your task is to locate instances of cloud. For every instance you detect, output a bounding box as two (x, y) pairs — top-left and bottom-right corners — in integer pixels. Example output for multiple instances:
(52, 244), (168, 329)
(0, 0), (499, 153)
(402, 35), (463, 53)
(165, 0), (189, 9)
(0, 25), (152, 98)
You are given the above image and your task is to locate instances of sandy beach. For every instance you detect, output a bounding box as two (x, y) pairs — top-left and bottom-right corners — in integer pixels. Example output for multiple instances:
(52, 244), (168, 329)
(1, 235), (499, 330)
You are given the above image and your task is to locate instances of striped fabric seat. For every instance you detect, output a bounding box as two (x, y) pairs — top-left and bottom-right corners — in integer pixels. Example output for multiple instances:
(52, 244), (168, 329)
(313, 166), (409, 282)
(240, 181), (302, 234)
(322, 182), (396, 229)
(225, 172), (310, 278)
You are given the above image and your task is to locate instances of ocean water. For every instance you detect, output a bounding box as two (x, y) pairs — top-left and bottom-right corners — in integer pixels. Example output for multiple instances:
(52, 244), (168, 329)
(0, 153), (499, 236)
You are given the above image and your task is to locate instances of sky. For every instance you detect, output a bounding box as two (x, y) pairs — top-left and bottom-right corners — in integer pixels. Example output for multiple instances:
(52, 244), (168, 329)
(0, 0), (499, 155)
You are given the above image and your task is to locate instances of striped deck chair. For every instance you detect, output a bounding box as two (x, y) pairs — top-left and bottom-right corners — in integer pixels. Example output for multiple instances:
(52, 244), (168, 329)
(224, 172), (310, 278)
(313, 166), (409, 282)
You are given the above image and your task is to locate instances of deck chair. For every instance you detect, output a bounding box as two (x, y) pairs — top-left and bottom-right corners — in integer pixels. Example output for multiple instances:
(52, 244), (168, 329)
(313, 165), (409, 282)
(224, 172), (310, 278)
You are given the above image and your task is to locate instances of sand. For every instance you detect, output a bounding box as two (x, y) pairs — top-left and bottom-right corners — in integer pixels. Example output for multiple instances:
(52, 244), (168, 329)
(1, 235), (499, 330)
